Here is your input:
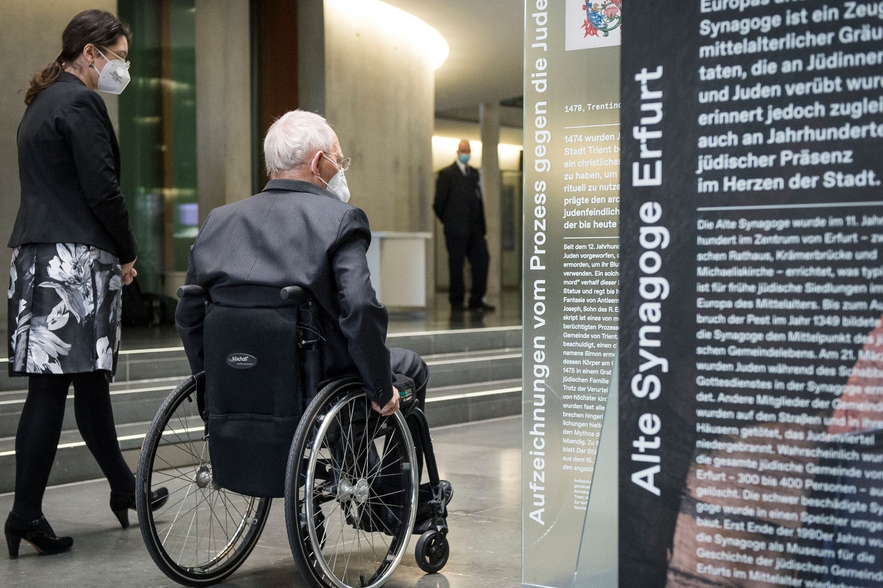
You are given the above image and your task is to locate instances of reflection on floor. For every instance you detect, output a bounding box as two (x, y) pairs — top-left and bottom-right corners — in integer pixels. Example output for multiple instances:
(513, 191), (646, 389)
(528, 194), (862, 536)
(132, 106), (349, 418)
(0, 416), (522, 588)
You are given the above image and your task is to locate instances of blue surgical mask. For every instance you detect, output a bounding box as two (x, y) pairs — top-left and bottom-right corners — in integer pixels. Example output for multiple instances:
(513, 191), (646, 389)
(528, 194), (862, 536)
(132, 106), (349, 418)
(458, 153), (470, 164)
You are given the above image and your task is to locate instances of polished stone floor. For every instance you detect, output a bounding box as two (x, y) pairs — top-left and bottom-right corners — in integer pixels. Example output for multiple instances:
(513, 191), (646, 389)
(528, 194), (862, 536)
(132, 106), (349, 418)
(0, 415), (522, 588)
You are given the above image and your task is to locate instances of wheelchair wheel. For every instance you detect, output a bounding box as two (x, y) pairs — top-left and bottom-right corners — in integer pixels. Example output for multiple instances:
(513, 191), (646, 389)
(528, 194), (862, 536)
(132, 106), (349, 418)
(285, 378), (419, 588)
(136, 375), (272, 586)
(415, 529), (449, 573)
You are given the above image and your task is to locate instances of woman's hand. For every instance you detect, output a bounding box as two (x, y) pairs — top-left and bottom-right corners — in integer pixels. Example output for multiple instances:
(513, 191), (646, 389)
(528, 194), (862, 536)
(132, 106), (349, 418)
(121, 260), (137, 286)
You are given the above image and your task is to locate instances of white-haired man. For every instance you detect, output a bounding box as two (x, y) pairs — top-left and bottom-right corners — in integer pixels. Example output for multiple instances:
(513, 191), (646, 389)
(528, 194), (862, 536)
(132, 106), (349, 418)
(176, 109), (425, 417)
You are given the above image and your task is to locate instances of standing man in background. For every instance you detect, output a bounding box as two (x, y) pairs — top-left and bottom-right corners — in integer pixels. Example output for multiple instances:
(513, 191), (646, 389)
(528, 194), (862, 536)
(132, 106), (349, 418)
(433, 140), (494, 313)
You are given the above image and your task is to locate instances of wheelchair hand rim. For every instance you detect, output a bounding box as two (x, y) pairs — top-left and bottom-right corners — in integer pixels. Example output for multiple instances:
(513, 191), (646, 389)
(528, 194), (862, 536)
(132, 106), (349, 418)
(304, 391), (419, 588)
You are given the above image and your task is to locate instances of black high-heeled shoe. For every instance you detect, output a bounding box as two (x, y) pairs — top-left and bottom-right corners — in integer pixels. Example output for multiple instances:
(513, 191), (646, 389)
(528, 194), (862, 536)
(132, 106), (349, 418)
(4, 511), (73, 558)
(109, 487), (170, 529)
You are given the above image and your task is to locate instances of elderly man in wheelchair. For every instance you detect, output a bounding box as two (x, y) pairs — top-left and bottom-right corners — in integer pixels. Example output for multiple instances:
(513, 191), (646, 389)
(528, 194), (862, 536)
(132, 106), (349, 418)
(133, 110), (452, 588)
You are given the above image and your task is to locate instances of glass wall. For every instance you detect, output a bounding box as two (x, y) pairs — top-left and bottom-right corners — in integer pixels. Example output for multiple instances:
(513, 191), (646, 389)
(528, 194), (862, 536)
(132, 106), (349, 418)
(118, 0), (197, 294)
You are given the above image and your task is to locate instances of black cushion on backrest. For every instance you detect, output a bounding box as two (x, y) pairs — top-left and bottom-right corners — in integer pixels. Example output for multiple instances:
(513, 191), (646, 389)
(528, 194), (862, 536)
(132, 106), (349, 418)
(203, 292), (304, 498)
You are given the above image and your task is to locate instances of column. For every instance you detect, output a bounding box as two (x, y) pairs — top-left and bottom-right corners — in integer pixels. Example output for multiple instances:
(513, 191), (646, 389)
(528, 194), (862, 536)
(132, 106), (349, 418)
(297, 0), (325, 115)
(194, 0), (252, 219)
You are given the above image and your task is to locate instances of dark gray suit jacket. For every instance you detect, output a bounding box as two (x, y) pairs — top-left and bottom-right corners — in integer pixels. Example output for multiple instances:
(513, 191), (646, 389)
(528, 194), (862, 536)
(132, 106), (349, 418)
(9, 73), (137, 263)
(433, 162), (486, 237)
(175, 179), (394, 407)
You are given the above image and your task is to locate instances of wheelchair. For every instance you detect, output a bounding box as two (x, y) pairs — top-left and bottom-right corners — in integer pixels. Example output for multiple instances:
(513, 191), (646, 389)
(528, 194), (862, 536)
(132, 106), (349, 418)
(135, 284), (451, 588)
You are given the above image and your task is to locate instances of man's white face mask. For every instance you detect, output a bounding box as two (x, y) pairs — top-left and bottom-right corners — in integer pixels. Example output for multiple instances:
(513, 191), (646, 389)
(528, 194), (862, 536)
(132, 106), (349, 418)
(321, 155), (351, 203)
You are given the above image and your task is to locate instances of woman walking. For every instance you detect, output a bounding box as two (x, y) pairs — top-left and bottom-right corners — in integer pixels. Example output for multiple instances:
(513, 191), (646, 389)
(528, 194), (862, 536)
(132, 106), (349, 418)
(6, 9), (166, 558)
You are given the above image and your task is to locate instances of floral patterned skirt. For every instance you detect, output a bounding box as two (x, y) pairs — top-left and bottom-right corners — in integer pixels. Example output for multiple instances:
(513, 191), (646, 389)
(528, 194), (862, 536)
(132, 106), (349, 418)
(7, 243), (122, 376)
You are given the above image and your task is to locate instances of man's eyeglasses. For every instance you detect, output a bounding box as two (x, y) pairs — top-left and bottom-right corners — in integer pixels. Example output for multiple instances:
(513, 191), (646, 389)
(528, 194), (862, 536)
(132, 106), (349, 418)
(323, 154), (351, 172)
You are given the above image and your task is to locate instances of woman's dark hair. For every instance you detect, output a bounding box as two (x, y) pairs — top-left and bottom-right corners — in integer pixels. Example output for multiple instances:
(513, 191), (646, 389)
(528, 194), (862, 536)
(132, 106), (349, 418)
(25, 9), (131, 105)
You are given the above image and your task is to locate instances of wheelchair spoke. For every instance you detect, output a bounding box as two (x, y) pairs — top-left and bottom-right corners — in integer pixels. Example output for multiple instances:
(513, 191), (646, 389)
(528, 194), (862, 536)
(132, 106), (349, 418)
(290, 386), (418, 588)
(138, 378), (270, 584)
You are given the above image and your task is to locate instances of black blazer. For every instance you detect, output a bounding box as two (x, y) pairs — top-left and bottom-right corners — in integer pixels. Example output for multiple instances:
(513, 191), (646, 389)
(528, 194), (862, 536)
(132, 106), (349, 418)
(175, 179), (395, 407)
(433, 162), (486, 236)
(8, 73), (137, 264)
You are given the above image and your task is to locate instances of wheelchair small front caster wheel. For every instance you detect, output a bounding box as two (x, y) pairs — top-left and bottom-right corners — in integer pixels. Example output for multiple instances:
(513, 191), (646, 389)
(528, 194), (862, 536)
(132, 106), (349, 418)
(415, 529), (449, 573)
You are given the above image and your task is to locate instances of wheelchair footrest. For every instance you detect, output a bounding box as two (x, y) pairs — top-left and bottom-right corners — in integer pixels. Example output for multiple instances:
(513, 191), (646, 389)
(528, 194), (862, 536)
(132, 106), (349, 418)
(413, 480), (453, 535)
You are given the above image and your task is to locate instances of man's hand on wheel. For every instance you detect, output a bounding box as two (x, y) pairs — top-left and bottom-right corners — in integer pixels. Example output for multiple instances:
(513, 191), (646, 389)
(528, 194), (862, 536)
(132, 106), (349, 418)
(372, 390), (400, 416)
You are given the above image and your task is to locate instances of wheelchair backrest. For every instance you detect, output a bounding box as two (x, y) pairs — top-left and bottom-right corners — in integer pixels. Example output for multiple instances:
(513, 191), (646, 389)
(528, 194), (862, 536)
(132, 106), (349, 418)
(201, 284), (316, 498)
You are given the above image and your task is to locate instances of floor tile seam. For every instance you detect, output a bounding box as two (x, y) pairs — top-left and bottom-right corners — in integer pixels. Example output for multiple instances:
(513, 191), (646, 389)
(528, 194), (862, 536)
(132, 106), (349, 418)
(431, 571), (524, 583)
(447, 511), (523, 523)
(452, 501), (523, 511)
(431, 414), (520, 431)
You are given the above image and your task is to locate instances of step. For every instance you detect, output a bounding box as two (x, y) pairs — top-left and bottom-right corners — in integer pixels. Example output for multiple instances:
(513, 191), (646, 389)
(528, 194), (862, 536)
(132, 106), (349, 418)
(0, 377), (182, 440)
(425, 378), (523, 427)
(388, 325), (523, 356)
(0, 326), (524, 438)
(0, 325), (522, 392)
(0, 378), (522, 494)
(0, 347), (521, 439)
(0, 326), (522, 493)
